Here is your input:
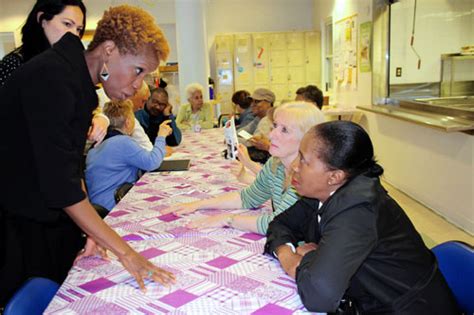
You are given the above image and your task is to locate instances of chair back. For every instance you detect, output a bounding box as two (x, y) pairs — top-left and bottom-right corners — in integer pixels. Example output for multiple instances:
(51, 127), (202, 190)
(114, 182), (134, 204)
(432, 241), (474, 314)
(3, 277), (60, 315)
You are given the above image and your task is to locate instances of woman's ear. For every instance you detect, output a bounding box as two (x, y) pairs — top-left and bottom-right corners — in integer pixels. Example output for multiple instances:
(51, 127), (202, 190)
(101, 40), (117, 60)
(328, 169), (347, 186)
(37, 12), (44, 24)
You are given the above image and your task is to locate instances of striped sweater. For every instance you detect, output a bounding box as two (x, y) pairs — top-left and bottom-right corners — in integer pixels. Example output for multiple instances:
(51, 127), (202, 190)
(240, 157), (299, 234)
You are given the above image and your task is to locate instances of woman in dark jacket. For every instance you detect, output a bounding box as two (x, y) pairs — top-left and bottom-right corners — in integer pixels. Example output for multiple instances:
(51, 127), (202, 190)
(265, 121), (459, 314)
(0, 5), (175, 306)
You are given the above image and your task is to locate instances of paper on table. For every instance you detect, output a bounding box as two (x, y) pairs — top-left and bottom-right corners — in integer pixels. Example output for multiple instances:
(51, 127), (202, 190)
(237, 129), (253, 140)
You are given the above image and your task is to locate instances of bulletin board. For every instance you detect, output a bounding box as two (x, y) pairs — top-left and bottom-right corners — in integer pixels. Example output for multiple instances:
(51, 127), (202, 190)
(334, 14), (358, 90)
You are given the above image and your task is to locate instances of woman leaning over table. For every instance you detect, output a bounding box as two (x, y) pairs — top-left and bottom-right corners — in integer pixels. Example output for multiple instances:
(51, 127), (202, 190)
(0, 5), (175, 306)
(264, 121), (459, 314)
(162, 102), (325, 235)
(0, 0), (109, 144)
(176, 83), (214, 130)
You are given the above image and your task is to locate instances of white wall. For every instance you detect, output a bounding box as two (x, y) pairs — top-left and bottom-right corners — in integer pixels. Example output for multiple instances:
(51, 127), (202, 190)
(206, 0), (313, 42)
(312, 0), (473, 234)
(360, 113), (474, 234)
(0, 0), (178, 62)
(390, 0), (474, 84)
(0, 0), (314, 65)
(313, 0), (373, 108)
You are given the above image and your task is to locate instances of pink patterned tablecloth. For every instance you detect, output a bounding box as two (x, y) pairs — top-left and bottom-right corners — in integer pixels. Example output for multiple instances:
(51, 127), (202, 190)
(45, 129), (313, 314)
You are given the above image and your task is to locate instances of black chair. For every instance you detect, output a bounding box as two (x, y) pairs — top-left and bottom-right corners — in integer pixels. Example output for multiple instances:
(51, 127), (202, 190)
(217, 114), (233, 127)
(92, 203), (109, 219)
(114, 182), (134, 204)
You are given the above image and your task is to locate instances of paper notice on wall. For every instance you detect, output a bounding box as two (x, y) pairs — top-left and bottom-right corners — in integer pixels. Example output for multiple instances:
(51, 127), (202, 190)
(334, 14), (358, 90)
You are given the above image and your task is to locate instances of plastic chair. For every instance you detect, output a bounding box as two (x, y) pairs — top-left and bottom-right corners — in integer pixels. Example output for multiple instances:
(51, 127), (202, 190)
(432, 241), (474, 314)
(3, 277), (60, 315)
(218, 114), (232, 127)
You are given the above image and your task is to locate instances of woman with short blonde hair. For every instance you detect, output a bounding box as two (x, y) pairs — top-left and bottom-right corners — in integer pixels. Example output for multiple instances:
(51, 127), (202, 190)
(163, 101), (325, 235)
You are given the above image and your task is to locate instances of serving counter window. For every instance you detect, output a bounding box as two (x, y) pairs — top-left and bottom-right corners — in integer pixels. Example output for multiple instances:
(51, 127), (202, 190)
(365, 0), (474, 133)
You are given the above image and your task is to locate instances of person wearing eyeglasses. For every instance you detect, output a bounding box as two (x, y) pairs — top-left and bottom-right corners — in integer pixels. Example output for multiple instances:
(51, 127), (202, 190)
(135, 87), (182, 146)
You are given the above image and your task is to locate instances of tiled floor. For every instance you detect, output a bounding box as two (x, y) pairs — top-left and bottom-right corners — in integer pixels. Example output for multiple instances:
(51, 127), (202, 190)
(382, 180), (474, 248)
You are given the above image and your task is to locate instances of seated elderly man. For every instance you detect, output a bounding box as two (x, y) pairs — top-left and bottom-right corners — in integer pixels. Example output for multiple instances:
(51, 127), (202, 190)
(238, 88), (274, 136)
(238, 88), (275, 163)
(135, 87), (182, 146)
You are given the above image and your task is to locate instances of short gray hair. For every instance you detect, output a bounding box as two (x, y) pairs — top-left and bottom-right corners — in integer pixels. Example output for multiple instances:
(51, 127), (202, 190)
(185, 83), (204, 100)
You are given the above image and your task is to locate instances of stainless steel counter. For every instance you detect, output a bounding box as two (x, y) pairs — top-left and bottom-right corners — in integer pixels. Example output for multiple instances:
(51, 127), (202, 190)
(357, 97), (474, 133)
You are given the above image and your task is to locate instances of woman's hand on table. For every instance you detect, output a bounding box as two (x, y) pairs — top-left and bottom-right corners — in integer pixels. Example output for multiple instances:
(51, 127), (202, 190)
(161, 201), (200, 215)
(296, 242), (318, 256)
(74, 237), (108, 264)
(87, 114), (109, 145)
(186, 213), (232, 229)
(119, 248), (176, 292)
(276, 245), (303, 279)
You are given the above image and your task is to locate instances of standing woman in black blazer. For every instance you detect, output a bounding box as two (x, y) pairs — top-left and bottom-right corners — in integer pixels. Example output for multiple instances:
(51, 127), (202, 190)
(0, 5), (175, 306)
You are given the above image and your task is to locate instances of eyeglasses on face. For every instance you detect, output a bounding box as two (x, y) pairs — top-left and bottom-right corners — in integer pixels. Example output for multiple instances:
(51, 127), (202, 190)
(151, 99), (168, 107)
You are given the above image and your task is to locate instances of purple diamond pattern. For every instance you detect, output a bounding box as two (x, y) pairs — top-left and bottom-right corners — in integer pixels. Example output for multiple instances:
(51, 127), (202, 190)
(159, 290), (198, 307)
(140, 248), (165, 259)
(158, 213), (180, 222)
(240, 232), (265, 241)
(44, 129), (309, 315)
(206, 256), (238, 269)
(144, 196), (163, 202)
(252, 303), (293, 315)
(79, 278), (116, 294)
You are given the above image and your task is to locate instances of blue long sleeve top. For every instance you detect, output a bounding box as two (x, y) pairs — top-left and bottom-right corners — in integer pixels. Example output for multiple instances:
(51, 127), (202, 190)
(85, 134), (166, 210)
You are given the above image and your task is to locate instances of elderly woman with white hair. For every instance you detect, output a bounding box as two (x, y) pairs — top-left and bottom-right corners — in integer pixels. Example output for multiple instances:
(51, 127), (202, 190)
(176, 83), (214, 130)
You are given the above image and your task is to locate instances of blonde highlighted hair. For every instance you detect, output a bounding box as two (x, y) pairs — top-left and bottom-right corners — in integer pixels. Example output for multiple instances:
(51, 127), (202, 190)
(88, 5), (169, 62)
(104, 99), (134, 130)
(273, 101), (325, 139)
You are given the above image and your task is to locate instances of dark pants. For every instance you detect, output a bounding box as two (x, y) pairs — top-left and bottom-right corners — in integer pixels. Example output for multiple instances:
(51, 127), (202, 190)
(0, 210), (84, 307)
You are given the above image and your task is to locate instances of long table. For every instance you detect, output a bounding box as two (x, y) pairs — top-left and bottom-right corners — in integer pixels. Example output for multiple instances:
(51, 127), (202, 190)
(45, 129), (313, 314)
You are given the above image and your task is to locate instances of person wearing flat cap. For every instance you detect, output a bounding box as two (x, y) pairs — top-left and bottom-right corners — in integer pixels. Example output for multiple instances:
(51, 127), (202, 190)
(238, 88), (274, 137)
(237, 88), (275, 163)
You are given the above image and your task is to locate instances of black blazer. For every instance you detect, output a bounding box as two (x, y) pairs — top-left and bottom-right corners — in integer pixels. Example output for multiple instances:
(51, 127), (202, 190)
(0, 33), (97, 222)
(265, 175), (459, 314)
